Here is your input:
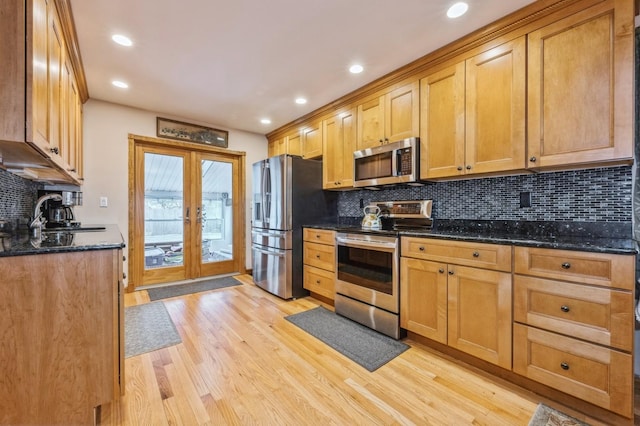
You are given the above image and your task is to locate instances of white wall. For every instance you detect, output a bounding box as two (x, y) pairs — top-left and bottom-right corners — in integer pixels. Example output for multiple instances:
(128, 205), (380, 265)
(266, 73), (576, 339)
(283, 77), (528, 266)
(75, 99), (268, 284)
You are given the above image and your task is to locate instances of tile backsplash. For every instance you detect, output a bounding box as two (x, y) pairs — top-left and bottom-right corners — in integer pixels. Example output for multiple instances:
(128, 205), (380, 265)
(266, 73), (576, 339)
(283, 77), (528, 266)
(0, 168), (41, 224)
(338, 166), (633, 223)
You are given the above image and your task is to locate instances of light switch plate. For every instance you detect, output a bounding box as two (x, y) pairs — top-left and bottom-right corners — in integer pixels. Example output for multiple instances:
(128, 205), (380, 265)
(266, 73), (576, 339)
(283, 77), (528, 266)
(100, 196), (108, 207)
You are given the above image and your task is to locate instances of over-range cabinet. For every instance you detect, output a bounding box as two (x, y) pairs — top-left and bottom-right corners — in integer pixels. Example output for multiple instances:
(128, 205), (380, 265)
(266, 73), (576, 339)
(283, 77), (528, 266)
(252, 155), (336, 299)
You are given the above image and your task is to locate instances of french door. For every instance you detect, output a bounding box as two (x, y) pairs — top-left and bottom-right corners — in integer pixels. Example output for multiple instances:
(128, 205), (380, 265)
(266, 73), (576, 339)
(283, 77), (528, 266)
(129, 135), (245, 288)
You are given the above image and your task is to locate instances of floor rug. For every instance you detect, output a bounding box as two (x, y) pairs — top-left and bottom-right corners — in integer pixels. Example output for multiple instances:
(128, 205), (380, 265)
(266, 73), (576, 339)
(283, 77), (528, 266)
(147, 275), (242, 301)
(125, 302), (182, 358)
(285, 306), (409, 372)
(528, 403), (590, 426)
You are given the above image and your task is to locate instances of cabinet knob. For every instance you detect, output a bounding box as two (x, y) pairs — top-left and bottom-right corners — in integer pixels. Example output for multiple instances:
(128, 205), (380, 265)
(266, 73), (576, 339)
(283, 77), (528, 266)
(448, 270), (454, 275)
(316, 234), (321, 238)
(123, 255), (126, 261)
(529, 156), (537, 163)
(457, 166), (463, 171)
(50, 147), (59, 155)
(123, 272), (127, 279)
(560, 362), (570, 371)
(438, 268), (445, 274)
(316, 279), (321, 284)
(472, 251), (480, 258)
(384, 138), (389, 144)
(466, 165), (472, 170)
(561, 262), (571, 269)
(560, 305), (570, 313)
(418, 246), (425, 251)
(379, 139), (384, 144)
(68, 168), (76, 172)
(316, 254), (320, 258)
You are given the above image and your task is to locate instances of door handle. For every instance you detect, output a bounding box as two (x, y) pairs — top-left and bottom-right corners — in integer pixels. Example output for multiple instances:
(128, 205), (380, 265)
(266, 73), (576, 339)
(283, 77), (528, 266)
(185, 207), (190, 224)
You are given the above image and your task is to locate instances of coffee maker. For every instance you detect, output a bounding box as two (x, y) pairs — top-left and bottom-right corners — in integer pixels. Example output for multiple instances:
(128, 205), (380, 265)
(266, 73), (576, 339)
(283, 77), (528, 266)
(37, 189), (83, 229)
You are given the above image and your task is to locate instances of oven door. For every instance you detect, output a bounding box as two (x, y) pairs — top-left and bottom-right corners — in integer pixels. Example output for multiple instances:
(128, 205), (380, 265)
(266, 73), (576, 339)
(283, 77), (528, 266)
(335, 233), (399, 313)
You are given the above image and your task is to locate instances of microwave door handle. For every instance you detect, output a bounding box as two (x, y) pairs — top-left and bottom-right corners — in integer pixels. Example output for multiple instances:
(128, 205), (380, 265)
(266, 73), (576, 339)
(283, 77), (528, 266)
(392, 148), (399, 177)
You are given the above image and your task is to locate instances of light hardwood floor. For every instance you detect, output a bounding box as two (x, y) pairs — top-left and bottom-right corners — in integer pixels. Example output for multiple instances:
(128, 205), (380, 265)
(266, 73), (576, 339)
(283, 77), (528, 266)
(99, 274), (602, 426)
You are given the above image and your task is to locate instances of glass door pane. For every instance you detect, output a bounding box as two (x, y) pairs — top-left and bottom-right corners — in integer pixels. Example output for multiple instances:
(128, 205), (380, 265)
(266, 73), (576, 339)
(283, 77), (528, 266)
(200, 159), (233, 264)
(144, 152), (184, 269)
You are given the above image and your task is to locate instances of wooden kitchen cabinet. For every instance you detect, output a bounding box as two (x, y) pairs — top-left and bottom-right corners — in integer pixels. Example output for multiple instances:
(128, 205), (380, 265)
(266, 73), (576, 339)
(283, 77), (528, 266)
(0, 248), (124, 425)
(268, 130), (302, 158)
(303, 228), (336, 301)
(513, 246), (634, 417)
(301, 120), (323, 159)
(420, 36), (526, 179)
(401, 237), (512, 369)
(323, 108), (356, 189)
(527, 0), (633, 170)
(0, 0), (85, 184)
(356, 81), (419, 150)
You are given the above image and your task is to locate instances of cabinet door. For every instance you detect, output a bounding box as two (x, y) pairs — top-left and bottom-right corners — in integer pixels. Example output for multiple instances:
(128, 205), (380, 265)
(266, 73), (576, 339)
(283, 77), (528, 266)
(323, 109), (356, 189)
(527, 1), (633, 168)
(29, 0), (50, 147)
(302, 121), (322, 159)
(400, 257), (447, 343)
(46, 4), (63, 162)
(286, 131), (302, 156)
(356, 95), (385, 150)
(385, 81), (419, 142)
(447, 265), (512, 369)
(466, 36), (525, 174)
(420, 62), (465, 179)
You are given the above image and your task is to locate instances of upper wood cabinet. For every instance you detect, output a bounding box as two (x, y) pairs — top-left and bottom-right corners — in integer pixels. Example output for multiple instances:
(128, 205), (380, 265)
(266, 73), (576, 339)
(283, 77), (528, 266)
(323, 108), (356, 189)
(420, 37), (526, 179)
(0, 0), (85, 184)
(527, 0), (633, 169)
(267, 137), (287, 158)
(267, 130), (301, 158)
(356, 81), (419, 150)
(301, 120), (322, 159)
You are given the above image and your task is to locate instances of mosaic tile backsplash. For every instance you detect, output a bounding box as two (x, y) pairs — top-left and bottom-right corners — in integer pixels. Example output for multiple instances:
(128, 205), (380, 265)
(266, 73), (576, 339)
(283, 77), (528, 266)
(0, 168), (42, 227)
(338, 166), (633, 223)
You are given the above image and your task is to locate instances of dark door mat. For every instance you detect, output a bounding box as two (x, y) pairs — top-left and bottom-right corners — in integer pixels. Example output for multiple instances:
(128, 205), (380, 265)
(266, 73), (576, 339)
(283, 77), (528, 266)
(285, 306), (409, 371)
(528, 403), (590, 426)
(147, 276), (242, 301)
(125, 302), (181, 358)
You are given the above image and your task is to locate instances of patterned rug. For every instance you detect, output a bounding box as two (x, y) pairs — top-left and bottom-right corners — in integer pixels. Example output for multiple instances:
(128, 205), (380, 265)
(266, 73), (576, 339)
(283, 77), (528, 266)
(528, 403), (590, 426)
(124, 302), (181, 358)
(147, 275), (242, 301)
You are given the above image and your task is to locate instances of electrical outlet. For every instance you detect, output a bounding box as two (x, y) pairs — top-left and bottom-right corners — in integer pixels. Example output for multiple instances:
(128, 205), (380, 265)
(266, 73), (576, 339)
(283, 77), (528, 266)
(519, 192), (531, 208)
(99, 196), (108, 207)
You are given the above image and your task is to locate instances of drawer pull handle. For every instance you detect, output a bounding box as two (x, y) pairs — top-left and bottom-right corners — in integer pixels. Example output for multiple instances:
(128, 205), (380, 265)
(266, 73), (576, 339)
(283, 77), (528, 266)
(419, 246), (425, 251)
(316, 279), (321, 284)
(560, 362), (570, 371)
(438, 268), (445, 274)
(560, 305), (570, 313)
(316, 254), (321, 259)
(561, 262), (571, 269)
(316, 234), (321, 238)
(472, 251), (480, 258)
(448, 270), (454, 275)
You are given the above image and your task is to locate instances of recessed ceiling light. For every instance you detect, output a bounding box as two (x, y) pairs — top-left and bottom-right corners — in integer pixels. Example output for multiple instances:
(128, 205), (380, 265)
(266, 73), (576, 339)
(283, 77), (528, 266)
(349, 64), (364, 74)
(295, 97), (307, 105)
(111, 34), (133, 47)
(447, 2), (469, 18)
(260, 118), (272, 125)
(112, 80), (129, 89)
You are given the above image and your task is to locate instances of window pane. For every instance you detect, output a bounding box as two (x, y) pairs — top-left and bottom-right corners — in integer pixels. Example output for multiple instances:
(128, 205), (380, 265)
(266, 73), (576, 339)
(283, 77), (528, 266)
(201, 159), (233, 263)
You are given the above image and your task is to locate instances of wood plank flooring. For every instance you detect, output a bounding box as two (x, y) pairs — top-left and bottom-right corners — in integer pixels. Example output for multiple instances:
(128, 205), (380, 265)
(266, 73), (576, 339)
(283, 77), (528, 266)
(99, 274), (602, 425)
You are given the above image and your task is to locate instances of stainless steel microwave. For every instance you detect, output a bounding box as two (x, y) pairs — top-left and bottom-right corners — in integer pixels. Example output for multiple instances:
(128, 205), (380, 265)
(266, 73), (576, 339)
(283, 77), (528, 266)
(353, 137), (419, 187)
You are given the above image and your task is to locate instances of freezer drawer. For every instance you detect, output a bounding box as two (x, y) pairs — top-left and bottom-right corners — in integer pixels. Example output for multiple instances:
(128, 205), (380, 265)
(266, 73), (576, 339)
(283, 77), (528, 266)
(251, 228), (292, 250)
(252, 244), (292, 299)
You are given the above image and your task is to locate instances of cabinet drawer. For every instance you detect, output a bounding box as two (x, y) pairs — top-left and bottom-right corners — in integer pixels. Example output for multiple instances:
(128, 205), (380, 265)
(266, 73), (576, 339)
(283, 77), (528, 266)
(514, 246), (634, 290)
(401, 237), (512, 272)
(303, 265), (335, 300)
(304, 242), (335, 271)
(303, 228), (336, 245)
(514, 276), (633, 351)
(513, 324), (632, 418)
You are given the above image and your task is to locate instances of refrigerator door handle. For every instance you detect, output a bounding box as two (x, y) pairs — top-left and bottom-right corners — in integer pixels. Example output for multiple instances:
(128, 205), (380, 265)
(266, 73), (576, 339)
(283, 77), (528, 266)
(261, 164), (268, 223)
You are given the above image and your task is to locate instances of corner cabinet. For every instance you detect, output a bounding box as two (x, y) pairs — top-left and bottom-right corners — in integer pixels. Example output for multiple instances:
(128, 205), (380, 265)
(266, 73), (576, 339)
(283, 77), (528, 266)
(0, 248), (124, 425)
(401, 237), (513, 369)
(526, 0), (633, 170)
(420, 37), (526, 179)
(0, 0), (85, 184)
(323, 108), (356, 189)
(356, 81), (419, 150)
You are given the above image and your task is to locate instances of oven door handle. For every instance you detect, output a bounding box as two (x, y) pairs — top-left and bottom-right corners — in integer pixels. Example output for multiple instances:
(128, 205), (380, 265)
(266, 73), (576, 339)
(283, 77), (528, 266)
(336, 237), (397, 250)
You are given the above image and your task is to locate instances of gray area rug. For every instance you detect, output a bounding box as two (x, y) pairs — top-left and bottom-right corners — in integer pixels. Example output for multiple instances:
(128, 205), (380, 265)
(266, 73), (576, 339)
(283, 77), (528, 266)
(528, 403), (590, 426)
(147, 276), (242, 301)
(125, 302), (182, 358)
(285, 306), (409, 371)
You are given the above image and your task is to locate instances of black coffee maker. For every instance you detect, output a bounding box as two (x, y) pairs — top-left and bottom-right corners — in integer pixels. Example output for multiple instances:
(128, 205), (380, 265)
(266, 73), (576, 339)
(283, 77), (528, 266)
(37, 190), (82, 229)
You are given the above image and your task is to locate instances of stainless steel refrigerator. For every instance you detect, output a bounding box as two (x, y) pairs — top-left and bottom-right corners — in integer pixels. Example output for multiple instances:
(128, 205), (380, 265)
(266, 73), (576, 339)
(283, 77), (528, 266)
(252, 155), (337, 299)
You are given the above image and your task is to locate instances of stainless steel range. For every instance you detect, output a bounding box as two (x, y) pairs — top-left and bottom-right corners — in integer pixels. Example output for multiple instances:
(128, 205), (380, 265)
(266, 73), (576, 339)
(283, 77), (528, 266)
(335, 200), (432, 339)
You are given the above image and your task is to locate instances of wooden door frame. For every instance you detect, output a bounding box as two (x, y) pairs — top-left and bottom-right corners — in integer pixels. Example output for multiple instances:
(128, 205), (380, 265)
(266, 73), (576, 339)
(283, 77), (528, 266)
(127, 133), (246, 292)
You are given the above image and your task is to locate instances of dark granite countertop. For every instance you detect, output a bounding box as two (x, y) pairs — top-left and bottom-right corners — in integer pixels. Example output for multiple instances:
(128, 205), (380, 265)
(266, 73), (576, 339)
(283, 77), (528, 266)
(305, 220), (637, 255)
(0, 224), (125, 257)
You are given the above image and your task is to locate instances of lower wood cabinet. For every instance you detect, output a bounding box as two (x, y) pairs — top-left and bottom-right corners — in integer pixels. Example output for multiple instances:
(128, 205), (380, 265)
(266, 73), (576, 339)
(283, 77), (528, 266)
(303, 228), (336, 301)
(0, 248), (123, 425)
(400, 237), (512, 369)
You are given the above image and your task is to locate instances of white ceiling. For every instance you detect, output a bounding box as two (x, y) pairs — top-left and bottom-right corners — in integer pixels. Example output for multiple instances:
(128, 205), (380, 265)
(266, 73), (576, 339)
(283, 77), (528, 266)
(69, 0), (536, 135)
